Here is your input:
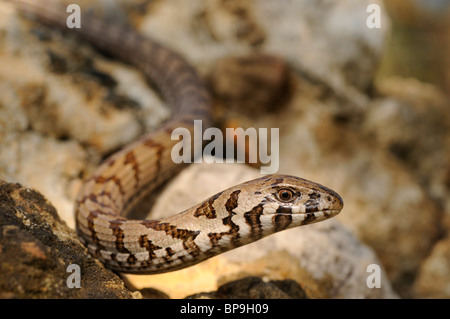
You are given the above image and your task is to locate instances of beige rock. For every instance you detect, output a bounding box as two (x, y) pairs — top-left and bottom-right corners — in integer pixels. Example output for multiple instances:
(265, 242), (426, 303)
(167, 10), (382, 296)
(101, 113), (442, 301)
(209, 54), (290, 114)
(413, 236), (450, 298)
(367, 79), (450, 188)
(139, 0), (389, 106)
(0, 132), (85, 228)
(366, 78), (450, 229)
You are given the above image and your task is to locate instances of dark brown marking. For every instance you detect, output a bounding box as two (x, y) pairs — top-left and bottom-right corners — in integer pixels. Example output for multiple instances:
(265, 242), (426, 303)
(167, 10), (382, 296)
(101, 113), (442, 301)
(302, 213), (316, 225)
(109, 220), (130, 253)
(194, 191), (223, 219)
(225, 190), (240, 212)
(182, 239), (201, 258)
(224, 190), (241, 246)
(273, 214), (292, 232)
(124, 151), (140, 189)
(161, 246), (177, 264)
(165, 247), (175, 257)
(142, 220), (200, 241)
(138, 234), (160, 259)
(78, 193), (119, 212)
(208, 232), (222, 248)
(83, 212), (102, 248)
(86, 214), (96, 239)
(304, 193), (321, 213)
(91, 175), (126, 198)
(244, 204), (264, 240)
(127, 254), (137, 264)
(305, 205), (319, 213)
(270, 178), (285, 186)
(138, 234), (147, 248)
(206, 190), (242, 250)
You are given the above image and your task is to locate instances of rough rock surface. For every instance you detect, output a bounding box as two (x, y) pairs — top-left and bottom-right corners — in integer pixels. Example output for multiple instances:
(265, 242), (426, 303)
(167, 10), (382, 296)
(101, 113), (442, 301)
(0, 180), (136, 298)
(413, 236), (450, 298)
(188, 276), (309, 299)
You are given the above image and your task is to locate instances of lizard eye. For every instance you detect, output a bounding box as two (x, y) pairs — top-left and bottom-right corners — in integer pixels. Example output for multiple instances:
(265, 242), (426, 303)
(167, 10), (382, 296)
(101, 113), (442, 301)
(276, 188), (295, 202)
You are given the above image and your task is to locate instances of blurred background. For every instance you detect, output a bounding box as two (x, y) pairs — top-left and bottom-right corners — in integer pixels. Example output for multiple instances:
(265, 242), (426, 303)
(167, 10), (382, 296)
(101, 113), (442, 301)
(378, 0), (449, 97)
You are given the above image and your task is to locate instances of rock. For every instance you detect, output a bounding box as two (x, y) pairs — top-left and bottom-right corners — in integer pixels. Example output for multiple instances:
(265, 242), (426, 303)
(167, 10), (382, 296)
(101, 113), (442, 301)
(138, 287), (170, 299)
(413, 236), (450, 298)
(188, 276), (308, 299)
(365, 78), (450, 229)
(365, 78), (450, 201)
(0, 2), (169, 154)
(209, 54), (290, 115)
(139, 0), (389, 108)
(358, 77), (450, 295)
(0, 132), (86, 229)
(381, 0), (450, 96)
(0, 181), (136, 298)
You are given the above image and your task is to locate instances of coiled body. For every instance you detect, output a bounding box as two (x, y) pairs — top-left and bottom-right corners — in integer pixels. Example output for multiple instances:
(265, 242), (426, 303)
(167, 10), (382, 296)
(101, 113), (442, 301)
(9, 0), (343, 274)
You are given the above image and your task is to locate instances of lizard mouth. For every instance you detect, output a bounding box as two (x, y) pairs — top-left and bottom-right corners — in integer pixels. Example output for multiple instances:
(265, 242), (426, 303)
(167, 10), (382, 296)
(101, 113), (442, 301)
(269, 208), (342, 217)
(305, 209), (341, 219)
